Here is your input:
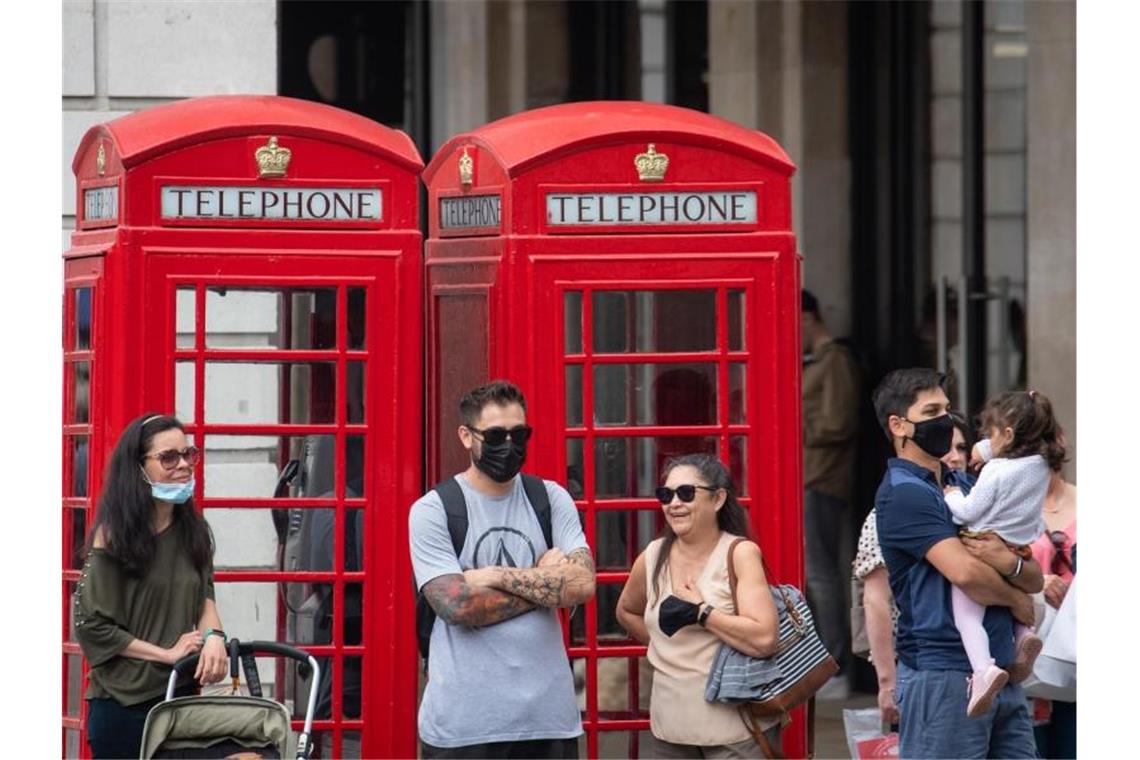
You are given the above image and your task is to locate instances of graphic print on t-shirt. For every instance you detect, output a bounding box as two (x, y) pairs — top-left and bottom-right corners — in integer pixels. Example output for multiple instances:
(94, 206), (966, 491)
(472, 527), (538, 569)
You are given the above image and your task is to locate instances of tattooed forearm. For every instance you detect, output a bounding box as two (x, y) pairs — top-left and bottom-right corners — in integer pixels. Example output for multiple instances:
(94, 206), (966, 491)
(422, 574), (535, 627)
(495, 548), (597, 608)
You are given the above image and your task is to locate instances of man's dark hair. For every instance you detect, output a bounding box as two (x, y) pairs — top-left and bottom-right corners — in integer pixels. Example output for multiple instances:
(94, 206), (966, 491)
(459, 379), (527, 427)
(801, 289), (821, 317)
(871, 368), (946, 440)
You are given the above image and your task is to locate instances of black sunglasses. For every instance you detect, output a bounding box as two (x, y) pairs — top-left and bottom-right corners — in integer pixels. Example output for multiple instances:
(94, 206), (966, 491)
(467, 425), (533, 446)
(1049, 530), (1072, 575)
(655, 484), (720, 505)
(143, 445), (202, 471)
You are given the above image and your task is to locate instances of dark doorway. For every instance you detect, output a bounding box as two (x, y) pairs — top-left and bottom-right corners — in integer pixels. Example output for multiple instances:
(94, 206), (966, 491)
(278, 1), (430, 154)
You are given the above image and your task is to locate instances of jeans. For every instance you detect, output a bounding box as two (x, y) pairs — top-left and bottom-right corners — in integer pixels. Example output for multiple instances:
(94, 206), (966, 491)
(87, 694), (165, 759)
(895, 662), (1037, 759)
(804, 488), (851, 670)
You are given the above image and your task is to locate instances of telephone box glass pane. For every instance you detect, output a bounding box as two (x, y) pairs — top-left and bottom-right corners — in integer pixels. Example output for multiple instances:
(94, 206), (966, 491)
(593, 363), (717, 427)
(728, 289), (745, 351)
(75, 288), (92, 350)
(593, 656), (650, 715)
(595, 509), (658, 571)
(71, 508), (87, 569)
(65, 730), (80, 759)
(67, 581), (78, 641)
(204, 362), (336, 424)
(728, 437), (748, 497)
(566, 438), (584, 499)
(347, 287), (367, 350)
(175, 362), (196, 423)
(215, 581), (329, 646)
(72, 436), (89, 497)
(565, 365), (583, 427)
(571, 581), (625, 645)
(205, 288), (337, 351)
(594, 436), (718, 498)
(176, 288), (196, 348)
(728, 363), (747, 424)
(593, 290), (717, 353)
(203, 435), (330, 499)
(72, 361), (90, 424)
(564, 292), (583, 354)
(347, 362), (366, 424)
(345, 584), (363, 645)
(67, 653), (82, 717)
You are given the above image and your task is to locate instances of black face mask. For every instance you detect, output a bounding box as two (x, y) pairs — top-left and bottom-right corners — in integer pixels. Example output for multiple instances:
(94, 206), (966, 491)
(473, 438), (527, 483)
(905, 414), (954, 459)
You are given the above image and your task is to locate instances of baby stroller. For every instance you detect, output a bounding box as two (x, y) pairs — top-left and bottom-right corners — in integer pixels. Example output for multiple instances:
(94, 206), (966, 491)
(140, 640), (320, 760)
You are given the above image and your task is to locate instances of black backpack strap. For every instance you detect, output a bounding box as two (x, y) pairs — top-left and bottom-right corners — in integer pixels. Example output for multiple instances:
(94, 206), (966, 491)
(432, 477), (468, 556)
(520, 474), (554, 552)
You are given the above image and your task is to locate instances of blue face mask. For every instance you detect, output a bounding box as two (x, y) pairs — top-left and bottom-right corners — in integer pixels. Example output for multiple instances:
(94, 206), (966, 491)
(145, 475), (195, 504)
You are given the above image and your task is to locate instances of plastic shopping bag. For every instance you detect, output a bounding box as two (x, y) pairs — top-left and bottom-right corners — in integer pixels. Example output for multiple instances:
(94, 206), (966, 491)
(843, 707), (899, 759)
(1023, 575), (1076, 701)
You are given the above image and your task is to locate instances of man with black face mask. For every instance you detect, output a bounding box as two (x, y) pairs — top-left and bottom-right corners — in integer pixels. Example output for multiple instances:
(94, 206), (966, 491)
(871, 369), (1042, 759)
(409, 380), (596, 759)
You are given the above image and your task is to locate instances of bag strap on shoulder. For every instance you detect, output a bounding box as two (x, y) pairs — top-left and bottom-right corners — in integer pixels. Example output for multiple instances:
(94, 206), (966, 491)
(520, 473), (554, 551)
(432, 477), (468, 556)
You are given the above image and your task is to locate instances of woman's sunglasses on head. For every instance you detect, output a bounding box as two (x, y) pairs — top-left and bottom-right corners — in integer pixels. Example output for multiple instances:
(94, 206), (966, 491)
(467, 425), (533, 446)
(655, 484), (719, 505)
(143, 446), (202, 471)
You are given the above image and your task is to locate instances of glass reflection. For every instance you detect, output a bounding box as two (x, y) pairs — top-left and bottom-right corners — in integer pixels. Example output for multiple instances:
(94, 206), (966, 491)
(592, 290), (717, 353)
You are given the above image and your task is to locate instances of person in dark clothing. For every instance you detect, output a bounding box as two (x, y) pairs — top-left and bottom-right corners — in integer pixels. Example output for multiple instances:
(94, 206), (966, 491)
(801, 290), (862, 692)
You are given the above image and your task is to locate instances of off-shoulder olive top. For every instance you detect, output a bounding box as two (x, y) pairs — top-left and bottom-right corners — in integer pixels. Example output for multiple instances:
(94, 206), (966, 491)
(73, 525), (214, 705)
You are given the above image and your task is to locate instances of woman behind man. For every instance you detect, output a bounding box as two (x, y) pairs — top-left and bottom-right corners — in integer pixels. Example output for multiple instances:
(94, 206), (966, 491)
(74, 413), (229, 758)
(617, 454), (781, 758)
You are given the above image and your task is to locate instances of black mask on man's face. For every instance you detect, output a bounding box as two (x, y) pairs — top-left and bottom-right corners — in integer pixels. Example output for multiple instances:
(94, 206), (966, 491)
(472, 437), (527, 483)
(904, 414), (955, 459)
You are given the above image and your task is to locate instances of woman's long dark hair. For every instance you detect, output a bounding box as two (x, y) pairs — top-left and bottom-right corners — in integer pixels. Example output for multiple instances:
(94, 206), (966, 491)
(651, 453), (750, 600)
(86, 413), (213, 577)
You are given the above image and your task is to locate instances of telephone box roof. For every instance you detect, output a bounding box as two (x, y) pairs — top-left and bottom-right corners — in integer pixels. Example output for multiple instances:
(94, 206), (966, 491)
(73, 95), (423, 174)
(423, 101), (794, 183)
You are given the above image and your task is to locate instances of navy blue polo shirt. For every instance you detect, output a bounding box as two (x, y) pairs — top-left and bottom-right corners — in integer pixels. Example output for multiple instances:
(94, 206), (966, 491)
(875, 458), (1015, 672)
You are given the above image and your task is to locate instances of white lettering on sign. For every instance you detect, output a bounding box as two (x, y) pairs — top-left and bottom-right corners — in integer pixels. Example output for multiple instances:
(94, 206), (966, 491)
(84, 186), (119, 223)
(546, 191), (757, 226)
(160, 186), (383, 222)
(440, 195), (501, 231)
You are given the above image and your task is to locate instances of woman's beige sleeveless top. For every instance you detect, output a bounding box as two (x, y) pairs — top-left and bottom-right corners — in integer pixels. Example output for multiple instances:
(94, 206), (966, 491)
(644, 531), (754, 745)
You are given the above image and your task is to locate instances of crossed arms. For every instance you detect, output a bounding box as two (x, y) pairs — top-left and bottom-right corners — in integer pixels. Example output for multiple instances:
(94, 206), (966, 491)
(421, 547), (596, 628)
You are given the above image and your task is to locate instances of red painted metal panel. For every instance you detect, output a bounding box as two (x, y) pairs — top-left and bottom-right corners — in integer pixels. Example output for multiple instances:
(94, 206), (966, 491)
(424, 103), (803, 758)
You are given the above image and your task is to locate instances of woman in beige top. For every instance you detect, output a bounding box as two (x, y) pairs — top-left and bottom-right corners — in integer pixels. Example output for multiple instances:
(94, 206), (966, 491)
(616, 454), (782, 758)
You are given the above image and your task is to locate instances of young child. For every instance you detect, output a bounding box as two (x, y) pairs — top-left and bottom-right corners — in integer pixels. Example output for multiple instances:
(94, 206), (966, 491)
(943, 390), (1066, 718)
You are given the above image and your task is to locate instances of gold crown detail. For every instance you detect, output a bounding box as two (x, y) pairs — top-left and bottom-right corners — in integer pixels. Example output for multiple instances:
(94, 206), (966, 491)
(458, 147), (474, 186)
(255, 136), (292, 178)
(96, 143), (106, 176)
(635, 143), (669, 182)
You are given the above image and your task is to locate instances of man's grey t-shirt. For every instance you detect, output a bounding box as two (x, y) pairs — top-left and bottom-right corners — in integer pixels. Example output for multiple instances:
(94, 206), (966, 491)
(409, 473), (588, 747)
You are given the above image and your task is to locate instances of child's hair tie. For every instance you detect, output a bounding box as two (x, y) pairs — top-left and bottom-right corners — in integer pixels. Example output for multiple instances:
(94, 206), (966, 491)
(1027, 390), (1038, 400)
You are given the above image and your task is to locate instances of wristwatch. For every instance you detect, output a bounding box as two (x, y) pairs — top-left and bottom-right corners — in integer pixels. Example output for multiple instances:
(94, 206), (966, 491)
(697, 604), (714, 627)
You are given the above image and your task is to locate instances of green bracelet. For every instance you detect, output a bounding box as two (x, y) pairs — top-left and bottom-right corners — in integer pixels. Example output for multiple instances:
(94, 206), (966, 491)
(203, 628), (227, 642)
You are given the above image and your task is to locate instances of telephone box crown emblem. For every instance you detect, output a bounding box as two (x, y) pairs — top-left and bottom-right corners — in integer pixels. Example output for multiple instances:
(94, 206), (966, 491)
(96, 143), (106, 176)
(255, 136), (292, 178)
(458, 147), (474, 186)
(635, 143), (669, 182)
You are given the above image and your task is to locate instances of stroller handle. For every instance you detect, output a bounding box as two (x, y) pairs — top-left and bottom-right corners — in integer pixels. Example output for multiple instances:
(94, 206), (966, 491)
(167, 639), (322, 758)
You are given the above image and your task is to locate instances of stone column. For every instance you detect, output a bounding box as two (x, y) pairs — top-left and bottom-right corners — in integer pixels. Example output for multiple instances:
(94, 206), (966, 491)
(708, 0), (850, 335)
(1026, 0), (1076, 476)
(431, 0), (490, 150)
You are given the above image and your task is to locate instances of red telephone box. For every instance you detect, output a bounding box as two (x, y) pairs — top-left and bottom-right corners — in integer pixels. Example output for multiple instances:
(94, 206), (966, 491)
(423, 102), (803, 758)
(64, 96), (423, 759)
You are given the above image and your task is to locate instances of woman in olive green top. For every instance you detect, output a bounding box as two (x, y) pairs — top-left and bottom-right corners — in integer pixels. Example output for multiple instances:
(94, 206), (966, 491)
(74, 413), (229, 759)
